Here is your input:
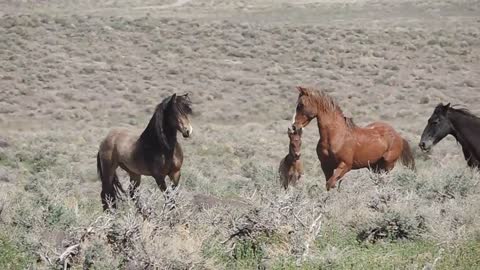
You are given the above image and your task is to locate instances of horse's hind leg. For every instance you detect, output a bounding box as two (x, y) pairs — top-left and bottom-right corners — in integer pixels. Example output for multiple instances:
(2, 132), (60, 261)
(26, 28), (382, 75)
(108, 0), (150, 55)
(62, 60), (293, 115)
(128, 173), (141, 199)
(100, 161), (119, 210)
(381, 153), (398, 172)
(382, 140), (402, 171)
(370, 159), (386, 174)
(100, 170), (117, 211)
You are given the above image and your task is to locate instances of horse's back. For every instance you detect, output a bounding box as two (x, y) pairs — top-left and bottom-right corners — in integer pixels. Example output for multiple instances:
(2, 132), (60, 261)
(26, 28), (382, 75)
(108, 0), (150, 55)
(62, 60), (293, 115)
(363, 121), (396, 132)
(360, 121), (402, 142)
(99, 128), (140, 161)
(100, 127), (133, 147)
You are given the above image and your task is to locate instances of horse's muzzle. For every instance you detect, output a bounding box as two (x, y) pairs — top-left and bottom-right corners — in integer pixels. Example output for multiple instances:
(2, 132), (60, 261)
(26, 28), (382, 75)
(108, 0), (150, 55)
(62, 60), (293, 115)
(292, 123), (302, 132)
(418, 141), (431, 152)
(181, 126), (193, 138)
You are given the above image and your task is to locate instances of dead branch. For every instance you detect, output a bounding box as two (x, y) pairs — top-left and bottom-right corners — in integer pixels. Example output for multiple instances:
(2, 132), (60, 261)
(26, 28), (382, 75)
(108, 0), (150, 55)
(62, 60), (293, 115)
(300, 213), (323, 262)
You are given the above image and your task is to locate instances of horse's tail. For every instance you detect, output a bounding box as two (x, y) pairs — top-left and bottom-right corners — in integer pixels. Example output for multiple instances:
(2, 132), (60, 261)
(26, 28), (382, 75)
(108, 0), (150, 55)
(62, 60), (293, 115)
(400, 139), (416, 171)
(97, 151), (124, 211)
(279, 158), (288, 190)
(112, 172), (125, 195)
(97, 151), (103, 183)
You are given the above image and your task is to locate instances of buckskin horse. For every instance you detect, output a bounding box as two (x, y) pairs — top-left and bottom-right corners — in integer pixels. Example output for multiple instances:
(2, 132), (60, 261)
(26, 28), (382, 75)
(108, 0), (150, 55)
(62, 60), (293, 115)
(291, 86), (415, 191)
(97, 93), (193, 210)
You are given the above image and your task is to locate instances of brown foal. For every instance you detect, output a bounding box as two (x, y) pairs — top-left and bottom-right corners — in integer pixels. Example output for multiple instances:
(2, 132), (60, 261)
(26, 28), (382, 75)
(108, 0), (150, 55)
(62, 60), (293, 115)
(279, 127), (304, 189)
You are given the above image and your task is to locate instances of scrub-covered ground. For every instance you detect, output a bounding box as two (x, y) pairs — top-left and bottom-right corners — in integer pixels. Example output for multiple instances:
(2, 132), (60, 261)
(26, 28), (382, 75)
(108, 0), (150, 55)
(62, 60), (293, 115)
(1, 0), (479, 268)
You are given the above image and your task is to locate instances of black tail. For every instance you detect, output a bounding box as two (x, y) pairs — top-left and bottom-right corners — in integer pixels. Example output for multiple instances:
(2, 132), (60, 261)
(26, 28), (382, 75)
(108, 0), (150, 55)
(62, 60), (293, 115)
(97, 152), (103, 183)
(98, 152), (124, 211)
(112, 173), (125, 195)
(400, 139), (416, 171)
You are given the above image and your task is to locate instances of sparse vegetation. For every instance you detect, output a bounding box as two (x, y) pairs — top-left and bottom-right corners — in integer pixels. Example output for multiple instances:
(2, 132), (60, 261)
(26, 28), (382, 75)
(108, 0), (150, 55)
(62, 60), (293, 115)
(1, 0), (480, 269)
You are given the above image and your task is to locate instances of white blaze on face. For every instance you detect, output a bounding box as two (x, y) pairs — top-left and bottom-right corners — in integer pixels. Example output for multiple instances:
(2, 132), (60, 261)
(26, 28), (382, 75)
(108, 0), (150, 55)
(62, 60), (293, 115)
(292, 101), (298, 125)
(187, 124), (193, 136)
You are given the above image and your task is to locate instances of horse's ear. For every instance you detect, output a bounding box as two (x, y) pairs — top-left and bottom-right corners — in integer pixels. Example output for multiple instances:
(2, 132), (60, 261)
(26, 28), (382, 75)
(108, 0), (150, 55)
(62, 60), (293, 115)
(437, 102), (450, 113)
(287, 127), (294, 135)
(296, 86), (309, 96)
(171, 93), (177, 103)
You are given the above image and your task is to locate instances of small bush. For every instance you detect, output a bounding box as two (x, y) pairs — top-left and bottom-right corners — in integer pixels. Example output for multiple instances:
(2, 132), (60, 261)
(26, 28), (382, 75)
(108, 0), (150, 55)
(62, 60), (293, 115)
(44, 203), (76, 229)
(394, 169), (417, 188)
(230, 239), (266, 269)
(357, 211), (426, 243)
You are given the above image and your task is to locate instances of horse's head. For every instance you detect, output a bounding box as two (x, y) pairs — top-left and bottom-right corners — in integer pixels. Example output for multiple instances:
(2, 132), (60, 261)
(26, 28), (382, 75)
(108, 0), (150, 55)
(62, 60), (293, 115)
(288, 127), (302, 159)
(419, 103), (452, 152)
(168, 93), (193, 138)
(292, 86), (317, 130)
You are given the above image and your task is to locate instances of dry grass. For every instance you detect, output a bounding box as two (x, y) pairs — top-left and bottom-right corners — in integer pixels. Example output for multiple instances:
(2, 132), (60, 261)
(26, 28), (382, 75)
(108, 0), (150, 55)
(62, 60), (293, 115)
(1, 0), (480, 269)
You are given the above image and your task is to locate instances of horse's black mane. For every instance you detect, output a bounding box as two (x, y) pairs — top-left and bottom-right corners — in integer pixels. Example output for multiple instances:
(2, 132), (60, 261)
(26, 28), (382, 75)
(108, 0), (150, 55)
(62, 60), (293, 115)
(450, 106), (480, 121)
(139, 94), (192, 152)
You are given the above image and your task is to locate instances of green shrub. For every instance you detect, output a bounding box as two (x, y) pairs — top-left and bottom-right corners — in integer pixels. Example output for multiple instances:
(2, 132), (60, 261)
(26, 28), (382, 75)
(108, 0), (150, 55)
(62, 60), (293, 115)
(0, 234), (31, 270)
(357, 211), (426, 243)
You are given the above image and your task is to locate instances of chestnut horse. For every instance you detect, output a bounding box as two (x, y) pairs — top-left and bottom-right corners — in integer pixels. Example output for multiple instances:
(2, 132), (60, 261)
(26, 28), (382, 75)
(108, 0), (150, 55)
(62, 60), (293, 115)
(279, 127), (304, 189)
(291, 86), (415, 191)
(97, 93), (193, 210)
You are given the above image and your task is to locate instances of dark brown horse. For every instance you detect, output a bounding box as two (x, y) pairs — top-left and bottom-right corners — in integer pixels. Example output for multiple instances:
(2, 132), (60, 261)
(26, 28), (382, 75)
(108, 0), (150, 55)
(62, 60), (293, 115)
(97, 93), (193, 210)
(279, 127), (304, 189)
(419, 103), (480, 168)
(291, 86), (415, 191)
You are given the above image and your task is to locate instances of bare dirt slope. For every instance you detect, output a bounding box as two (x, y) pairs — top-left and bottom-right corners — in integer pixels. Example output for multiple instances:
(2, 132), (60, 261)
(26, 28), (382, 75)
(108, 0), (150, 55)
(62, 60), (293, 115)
(0, 0), (480, 269)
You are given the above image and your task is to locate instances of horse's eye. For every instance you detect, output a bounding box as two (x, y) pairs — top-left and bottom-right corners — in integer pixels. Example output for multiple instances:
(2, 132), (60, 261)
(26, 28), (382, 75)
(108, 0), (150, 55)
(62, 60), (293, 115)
(297, 103), (304, 110)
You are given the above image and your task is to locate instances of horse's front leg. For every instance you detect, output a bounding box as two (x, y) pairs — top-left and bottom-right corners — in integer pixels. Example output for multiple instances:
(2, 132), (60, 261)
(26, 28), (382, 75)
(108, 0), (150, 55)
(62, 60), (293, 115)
(163, 170), (181, 207)
(154, 174), (175, 209)
(154, 175), (167, 192)
(169, 170), (181, 190)
(326, 162), (351, 191)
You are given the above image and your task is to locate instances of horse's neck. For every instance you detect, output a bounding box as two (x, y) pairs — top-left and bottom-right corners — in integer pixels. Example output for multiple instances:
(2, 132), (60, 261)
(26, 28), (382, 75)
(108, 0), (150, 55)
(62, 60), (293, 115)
(449, 112), (480, 160)
(139, 119), (177, 151)
(284, 153), (295, 164)
(316, 112), (348, 145)
(164, 129), (178, 148)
